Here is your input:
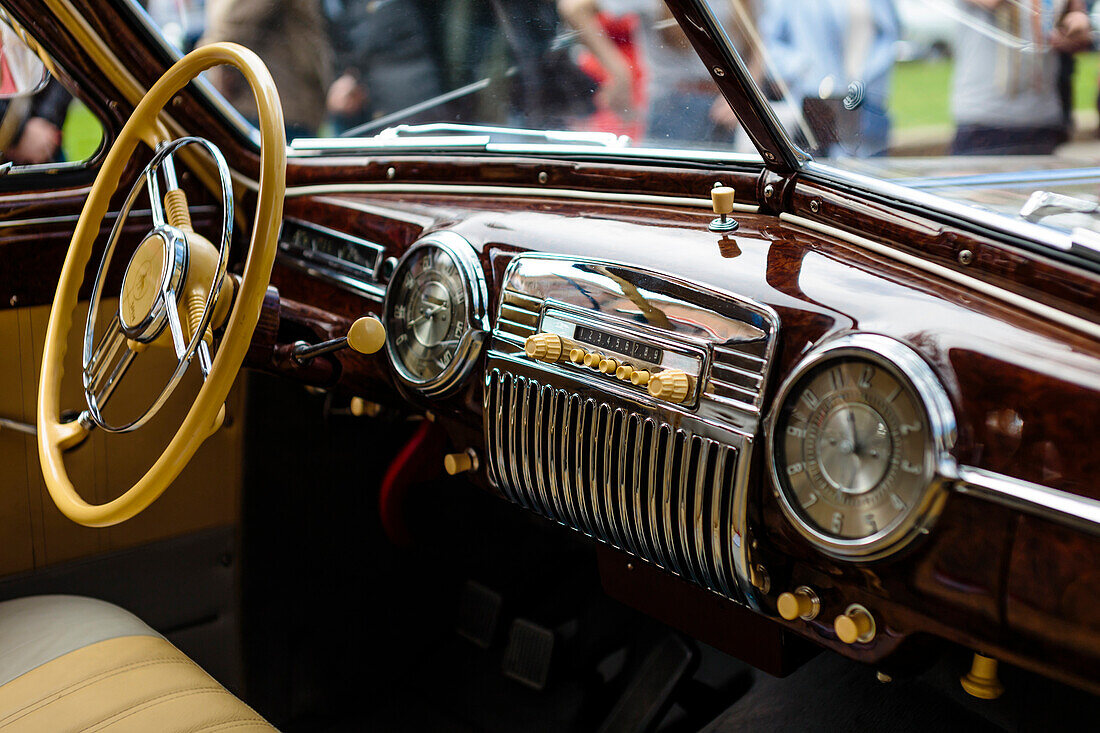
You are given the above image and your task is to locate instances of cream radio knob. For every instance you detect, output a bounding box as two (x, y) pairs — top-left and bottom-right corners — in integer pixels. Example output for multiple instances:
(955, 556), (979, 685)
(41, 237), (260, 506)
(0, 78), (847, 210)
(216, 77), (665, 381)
(630, 369), (651, 386)
(524, 333), (566, 362)
(599, 358), (619, 374)
(569, 347), (587, 364)
(615, 364), (634, 381)
(583, 351), (604, 368)
(647, 369), (691, 403)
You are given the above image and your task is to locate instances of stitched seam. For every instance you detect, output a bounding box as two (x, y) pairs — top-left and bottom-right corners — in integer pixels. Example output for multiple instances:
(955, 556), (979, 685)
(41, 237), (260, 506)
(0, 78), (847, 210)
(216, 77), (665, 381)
(0, 657), (192, 726)
(190, 721), (274, 733)
(78, 686), (226, 732)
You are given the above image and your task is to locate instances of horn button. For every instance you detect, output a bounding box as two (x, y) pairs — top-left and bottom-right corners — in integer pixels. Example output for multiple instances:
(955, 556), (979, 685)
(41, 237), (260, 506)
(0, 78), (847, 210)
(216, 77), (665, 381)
(119, 227), (189, 341)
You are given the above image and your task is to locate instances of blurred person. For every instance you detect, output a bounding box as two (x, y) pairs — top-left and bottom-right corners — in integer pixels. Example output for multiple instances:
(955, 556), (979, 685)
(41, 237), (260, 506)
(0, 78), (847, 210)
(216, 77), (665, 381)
(144, 0), (206, 52)
(324, 0), (441, 134)
(201, 0), (331, 138)
(558, 0), (741, 146)
(951, 0), (1091, 156)
(0, 78), (71, 165)
(760, 0), (900, 157)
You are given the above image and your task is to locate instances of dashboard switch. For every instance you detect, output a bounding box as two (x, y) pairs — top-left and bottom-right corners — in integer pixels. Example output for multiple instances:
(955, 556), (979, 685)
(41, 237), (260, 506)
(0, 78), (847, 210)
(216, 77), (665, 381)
(777, 586), (820, 621)
(834, 604), (876, 644)
(647, 369), (692, 403)
(525, 333), (566, 363)
(444, 449), (479, 475)
(599, 358), (619, 374)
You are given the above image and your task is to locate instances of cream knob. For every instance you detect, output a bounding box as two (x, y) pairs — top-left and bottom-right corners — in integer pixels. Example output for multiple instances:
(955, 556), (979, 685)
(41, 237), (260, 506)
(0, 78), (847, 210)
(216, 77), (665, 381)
(599, 357), (619, 374)
(444, 449), (479, 475)
(834, 604), (876, 644)
(960, 653), (1004, 700)
(630, 369), (650, 386)
(777, 586), (819, 621)
(347, 316), (386, 355)
(615, 364), (634, 381)
(569, 347), (587, 364)
(524, 333), (565, 362)
(647, 369), (691, 403)
(583, 352), (603, 368)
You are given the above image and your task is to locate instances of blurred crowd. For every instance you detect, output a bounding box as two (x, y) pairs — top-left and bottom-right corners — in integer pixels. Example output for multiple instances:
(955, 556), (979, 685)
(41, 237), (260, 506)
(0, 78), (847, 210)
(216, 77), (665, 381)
(3, 0), (1100, 163)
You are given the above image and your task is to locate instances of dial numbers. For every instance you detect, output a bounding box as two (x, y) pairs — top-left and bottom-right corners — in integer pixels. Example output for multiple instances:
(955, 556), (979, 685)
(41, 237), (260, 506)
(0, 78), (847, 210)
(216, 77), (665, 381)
(776, 357), (931, 542)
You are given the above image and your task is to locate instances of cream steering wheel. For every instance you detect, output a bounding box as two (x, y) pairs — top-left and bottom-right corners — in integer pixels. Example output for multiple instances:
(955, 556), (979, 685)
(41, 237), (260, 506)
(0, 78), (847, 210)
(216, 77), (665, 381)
(37, 43), (285, 527)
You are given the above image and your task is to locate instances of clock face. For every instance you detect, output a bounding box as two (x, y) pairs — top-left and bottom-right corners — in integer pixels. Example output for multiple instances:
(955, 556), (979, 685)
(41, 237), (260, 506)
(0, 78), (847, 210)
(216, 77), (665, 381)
(385, 244), (469, 383)
(772, 355), (935, 550)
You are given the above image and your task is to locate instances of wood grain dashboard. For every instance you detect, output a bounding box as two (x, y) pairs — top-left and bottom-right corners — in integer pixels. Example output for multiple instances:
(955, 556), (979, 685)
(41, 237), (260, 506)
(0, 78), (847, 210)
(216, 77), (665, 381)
(246, 189), (1100, 694)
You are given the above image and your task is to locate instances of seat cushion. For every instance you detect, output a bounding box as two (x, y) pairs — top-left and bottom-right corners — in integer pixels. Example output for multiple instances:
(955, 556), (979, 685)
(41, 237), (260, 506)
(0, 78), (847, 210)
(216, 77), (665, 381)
(0, 596), (273, 732)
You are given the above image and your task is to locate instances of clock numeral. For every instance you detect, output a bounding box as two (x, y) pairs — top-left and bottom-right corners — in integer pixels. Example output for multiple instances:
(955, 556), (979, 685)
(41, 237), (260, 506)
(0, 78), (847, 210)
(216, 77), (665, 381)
(829, 368), (845, 390)
(786, 462), (805, 476)
(864, 514), (878, 533)
(395, 333), (408, 345)
(858, 366), (875, 389)
(801, 492), (818, 509)
(786, 426), (806, 439)
(900, 420), (921, 436)
(901, 459), (921, 474)
(886, 385), (902, 403)
(891, 493), (907, 511)
(831, 512), (844, 533)
(801, 389), (820, 410)
(393, 305), (406, 321)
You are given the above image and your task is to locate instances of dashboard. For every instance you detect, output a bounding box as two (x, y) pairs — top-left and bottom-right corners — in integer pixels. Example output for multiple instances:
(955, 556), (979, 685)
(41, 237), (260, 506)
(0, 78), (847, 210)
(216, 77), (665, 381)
(263, 190), (1100, 694)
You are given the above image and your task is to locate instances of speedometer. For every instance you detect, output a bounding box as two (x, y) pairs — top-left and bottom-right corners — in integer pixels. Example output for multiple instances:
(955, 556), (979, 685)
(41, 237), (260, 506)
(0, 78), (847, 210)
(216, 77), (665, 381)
(767, 334), (957, 561)
(383, 232), (488, 396)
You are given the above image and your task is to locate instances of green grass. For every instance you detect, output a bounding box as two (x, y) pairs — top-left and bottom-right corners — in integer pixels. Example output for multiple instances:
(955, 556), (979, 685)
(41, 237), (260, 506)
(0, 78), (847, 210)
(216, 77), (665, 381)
(890, 52), (1099, 131)
(60, 100), (102, 162)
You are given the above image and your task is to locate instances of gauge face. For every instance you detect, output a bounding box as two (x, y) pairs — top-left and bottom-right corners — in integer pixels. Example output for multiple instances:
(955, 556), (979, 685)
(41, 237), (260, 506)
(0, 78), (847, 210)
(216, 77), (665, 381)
(386, 244), (469, 382)
(773, 355), (935, 550)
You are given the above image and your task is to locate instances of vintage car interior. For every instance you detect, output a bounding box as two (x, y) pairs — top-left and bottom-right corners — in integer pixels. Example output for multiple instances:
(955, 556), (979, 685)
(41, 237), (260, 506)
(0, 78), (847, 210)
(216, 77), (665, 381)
(1, 0), (1100, 730)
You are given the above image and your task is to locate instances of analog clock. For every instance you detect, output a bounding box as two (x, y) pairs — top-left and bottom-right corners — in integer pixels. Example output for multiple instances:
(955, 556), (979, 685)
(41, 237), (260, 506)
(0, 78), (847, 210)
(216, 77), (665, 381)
(383, 232), (488, 396)
(768, 334), (956, 560)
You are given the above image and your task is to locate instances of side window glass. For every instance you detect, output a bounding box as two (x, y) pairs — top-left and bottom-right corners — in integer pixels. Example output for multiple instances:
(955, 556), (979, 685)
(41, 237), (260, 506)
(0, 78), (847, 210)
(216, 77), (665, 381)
(0, 10), (104, 172)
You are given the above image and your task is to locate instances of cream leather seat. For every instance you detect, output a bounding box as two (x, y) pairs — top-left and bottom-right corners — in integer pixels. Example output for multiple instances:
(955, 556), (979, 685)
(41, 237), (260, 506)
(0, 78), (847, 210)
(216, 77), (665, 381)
(0, 595), (274, 731)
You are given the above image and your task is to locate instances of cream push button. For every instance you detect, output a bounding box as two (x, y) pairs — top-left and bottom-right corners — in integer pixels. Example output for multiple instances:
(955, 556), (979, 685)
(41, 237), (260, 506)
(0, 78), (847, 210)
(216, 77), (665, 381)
(777, 586), (819, 621)
(569, 348), (587, 364)
(599, 358), (618, 374)
(615, 364), (634, 381)
(834, 604), (876, 644)
(647, 369), (691, 403)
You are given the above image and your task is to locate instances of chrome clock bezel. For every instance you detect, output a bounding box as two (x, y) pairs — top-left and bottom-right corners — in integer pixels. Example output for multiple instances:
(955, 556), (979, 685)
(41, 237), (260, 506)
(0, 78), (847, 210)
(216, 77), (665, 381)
(383, 231), (489, 397)
(765, 333), (958, 561)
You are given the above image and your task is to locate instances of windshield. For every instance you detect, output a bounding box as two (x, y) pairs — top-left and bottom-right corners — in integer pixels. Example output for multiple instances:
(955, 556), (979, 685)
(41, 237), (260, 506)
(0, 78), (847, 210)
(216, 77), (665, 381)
(708, 0), (1100, 236)
(141, 0), (755, 158)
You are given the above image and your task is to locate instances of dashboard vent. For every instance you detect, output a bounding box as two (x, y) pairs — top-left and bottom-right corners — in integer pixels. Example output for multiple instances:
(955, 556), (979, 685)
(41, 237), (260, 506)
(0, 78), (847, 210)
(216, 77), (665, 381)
(705, 339), (770, 412)
(493, 287), (541, 348)
(484, 368), (741, 599)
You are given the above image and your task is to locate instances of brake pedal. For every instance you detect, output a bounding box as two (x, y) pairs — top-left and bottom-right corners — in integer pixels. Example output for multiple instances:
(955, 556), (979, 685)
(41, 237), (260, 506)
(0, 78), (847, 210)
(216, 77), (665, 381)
(502, 618), (555, 691)
(455, 580), (502, 649)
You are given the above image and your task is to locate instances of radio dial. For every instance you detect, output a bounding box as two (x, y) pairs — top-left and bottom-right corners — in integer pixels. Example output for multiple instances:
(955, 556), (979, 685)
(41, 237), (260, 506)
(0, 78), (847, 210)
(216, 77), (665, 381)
(648, 369), (691, 403)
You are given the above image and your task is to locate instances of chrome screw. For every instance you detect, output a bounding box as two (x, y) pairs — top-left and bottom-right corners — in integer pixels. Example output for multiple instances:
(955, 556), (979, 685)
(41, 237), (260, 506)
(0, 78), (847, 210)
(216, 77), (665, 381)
(958, 249), (974, 265)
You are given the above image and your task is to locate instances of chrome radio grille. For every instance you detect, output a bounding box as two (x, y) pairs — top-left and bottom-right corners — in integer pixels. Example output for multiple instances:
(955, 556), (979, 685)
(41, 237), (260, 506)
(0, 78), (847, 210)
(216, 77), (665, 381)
(485, 368), (743, 600)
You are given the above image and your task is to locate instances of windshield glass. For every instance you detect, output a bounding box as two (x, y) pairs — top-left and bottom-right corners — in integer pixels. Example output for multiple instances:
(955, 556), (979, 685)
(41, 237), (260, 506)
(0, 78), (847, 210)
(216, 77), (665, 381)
(140, 0), (755, 158)
(707, 0), (1100, 235)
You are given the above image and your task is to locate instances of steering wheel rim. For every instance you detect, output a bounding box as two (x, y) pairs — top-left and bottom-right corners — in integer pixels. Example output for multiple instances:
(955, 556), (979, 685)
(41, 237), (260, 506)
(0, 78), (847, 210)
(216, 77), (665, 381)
(37, 42), (286, 527)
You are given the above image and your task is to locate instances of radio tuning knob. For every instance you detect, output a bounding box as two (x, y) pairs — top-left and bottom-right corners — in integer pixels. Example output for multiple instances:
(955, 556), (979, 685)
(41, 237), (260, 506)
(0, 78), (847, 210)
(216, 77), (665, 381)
(648, 369), (691, 403)
(524, 333), (565, 362)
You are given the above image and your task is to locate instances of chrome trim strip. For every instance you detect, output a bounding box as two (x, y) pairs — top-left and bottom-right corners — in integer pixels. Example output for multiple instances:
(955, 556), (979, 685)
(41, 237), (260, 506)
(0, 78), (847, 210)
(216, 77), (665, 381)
(618, 412), (639, 555)
(780, 213), (1100, 340)
(604, 408), (625, 549)
(561, 394), (581, 530)
(284, 183), (759, 213)
(634, 418), (655, 560)
(507, 377), (526, 509)
(693, 439), (714, 589)
(711, 447), (733, 597)
(532, 385), (553, 519)
(276, 252), (386, 301)
(663, 429), (683, 575)
(592, 403), (612, 540)
(648, 425), (668, 570)
(956, 467), (1100, 537)
(546, 389), (565, 521)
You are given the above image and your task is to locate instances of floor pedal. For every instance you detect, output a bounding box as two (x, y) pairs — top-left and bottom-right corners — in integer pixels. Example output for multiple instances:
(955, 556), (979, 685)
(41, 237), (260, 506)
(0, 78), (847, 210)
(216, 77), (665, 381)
(455, 580), (502, 648)
(502, 618), (555, 691)
(598, 633), (695, 733)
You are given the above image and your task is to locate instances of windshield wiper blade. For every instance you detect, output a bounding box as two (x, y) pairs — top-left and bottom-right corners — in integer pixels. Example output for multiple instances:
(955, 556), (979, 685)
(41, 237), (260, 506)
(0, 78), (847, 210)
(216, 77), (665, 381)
(1020, 190), (1100, 223)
